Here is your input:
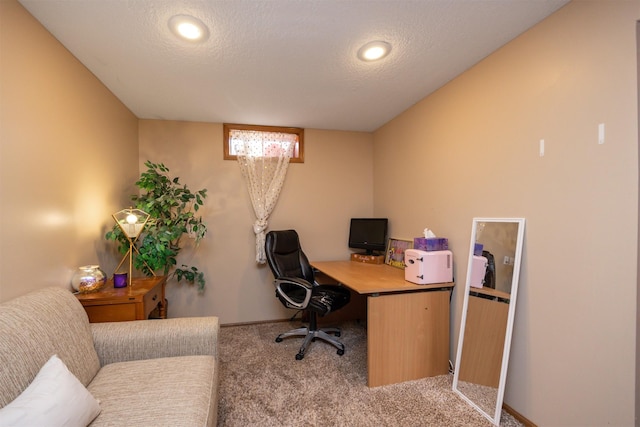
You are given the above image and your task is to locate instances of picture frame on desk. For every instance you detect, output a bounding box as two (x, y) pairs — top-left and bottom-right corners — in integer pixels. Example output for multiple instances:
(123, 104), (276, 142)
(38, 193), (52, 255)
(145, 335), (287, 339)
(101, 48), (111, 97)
(385, 238), (413, 269)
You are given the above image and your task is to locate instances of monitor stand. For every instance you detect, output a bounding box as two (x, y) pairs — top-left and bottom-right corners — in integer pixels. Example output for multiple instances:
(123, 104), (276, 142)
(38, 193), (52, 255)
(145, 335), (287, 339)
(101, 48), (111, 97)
(350, 253), (385, 264)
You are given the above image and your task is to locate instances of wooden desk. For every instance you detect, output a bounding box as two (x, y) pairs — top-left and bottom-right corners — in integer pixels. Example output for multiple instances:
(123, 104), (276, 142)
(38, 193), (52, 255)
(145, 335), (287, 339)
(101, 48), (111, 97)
(75, 276), (167, 323)
(311, 261), (454, 387)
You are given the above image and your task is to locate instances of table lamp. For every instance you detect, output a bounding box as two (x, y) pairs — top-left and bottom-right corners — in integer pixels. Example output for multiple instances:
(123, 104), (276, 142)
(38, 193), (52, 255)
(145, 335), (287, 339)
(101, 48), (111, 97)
(112, 207), (152, 286)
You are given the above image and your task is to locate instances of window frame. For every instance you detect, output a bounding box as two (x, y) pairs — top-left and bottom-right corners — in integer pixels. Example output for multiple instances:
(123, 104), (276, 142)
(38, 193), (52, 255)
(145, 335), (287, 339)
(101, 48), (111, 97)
(223, 123), (304, 163)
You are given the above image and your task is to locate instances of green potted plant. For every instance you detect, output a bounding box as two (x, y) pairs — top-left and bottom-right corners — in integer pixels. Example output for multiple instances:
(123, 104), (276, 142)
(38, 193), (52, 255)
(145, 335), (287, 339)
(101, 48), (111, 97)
(106, 161), (208, 291)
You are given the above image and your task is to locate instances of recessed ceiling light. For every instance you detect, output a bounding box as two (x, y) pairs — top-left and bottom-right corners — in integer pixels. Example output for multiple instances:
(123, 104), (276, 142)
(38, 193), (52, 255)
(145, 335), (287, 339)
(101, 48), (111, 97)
(168, 15), (209, 42)
(357, 41), (392, 62)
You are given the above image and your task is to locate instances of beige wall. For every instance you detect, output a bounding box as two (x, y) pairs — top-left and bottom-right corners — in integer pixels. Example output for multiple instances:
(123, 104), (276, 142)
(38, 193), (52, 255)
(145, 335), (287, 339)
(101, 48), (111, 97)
(637, 18), (640, 427)
(138, 120), (373, 323)
(374, 1), (638, 425)
(0, 0), (139, 302)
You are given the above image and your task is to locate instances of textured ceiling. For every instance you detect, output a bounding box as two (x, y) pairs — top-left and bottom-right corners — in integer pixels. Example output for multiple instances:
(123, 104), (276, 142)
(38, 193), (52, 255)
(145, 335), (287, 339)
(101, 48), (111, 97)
(19, 0), (568, 132)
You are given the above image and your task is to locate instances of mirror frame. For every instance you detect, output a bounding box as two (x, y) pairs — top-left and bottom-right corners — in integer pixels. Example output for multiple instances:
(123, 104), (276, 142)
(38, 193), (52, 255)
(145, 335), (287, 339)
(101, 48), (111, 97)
(452, 217), (525, 425)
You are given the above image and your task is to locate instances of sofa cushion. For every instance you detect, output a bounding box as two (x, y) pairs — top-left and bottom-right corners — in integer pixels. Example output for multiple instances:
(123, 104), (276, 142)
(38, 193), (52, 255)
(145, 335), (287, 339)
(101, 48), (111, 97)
(0, 354), (101, 427)
(87, 355), (217, 427)
(0, 287), (101, 408)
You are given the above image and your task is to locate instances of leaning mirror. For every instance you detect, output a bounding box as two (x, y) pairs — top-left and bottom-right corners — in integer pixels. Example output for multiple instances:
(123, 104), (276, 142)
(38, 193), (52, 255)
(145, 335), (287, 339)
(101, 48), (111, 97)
(453, 218), (525, 426)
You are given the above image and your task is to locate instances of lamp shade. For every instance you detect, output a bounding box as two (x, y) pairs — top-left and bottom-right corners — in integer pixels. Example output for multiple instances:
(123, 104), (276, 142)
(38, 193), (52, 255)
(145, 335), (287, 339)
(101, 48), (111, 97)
(113, 208), (150, 239)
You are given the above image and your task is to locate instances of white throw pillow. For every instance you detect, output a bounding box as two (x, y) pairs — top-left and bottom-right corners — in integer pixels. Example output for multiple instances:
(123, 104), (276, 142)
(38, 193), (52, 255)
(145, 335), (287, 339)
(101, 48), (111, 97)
(0, 354), (101, 427)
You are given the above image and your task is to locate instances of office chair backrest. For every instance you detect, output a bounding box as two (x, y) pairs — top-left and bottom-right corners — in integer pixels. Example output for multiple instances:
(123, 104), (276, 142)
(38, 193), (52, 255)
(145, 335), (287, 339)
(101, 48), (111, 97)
(265, 230), (315, 283)
(482, 250), (496, 289)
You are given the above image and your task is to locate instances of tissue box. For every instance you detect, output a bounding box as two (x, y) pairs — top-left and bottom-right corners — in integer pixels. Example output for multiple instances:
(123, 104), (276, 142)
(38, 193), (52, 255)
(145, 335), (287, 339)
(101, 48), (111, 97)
(474, 243), (484, 256)
(413, 237), (448, 251)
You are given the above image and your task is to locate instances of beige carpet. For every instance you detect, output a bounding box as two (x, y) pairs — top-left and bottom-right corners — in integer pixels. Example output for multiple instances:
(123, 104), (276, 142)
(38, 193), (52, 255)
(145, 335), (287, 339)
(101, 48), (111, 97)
(217, 320), (523, 427)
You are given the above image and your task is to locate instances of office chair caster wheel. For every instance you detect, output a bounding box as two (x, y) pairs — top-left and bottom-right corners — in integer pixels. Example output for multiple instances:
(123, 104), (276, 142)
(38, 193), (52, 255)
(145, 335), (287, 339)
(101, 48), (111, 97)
(295, 353), (304, 360)
(337, 349), (345, 356)
(275, 337), (283, 343)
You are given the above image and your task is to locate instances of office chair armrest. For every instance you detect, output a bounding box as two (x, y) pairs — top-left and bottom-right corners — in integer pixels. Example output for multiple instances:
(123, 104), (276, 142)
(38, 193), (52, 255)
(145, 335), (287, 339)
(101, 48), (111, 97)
(275, 277), (313, 310)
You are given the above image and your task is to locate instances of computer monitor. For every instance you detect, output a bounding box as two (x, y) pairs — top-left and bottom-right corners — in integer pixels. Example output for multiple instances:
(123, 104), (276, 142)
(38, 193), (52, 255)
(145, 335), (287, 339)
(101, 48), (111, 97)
(348, 218), (388, 255)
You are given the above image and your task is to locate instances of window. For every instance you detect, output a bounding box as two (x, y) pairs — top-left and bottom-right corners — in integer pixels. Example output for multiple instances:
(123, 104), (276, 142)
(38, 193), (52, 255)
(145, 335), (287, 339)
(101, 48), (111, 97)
(223, 123), (304, 163)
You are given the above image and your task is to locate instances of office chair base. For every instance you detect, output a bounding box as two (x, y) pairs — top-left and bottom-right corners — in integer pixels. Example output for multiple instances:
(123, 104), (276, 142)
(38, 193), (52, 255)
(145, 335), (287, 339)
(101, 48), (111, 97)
(275, 326), (345, 360)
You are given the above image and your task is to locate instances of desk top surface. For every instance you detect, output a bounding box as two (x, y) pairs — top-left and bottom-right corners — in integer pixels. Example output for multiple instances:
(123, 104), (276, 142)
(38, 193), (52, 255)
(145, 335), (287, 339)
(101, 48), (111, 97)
(311, 260), (454, 295)
(469, 286), (510, 300)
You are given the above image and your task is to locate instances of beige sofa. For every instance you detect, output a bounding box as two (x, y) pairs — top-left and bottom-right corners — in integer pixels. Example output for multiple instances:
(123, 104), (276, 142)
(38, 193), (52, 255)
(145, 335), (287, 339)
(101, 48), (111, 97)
(0, 287), (219, 426)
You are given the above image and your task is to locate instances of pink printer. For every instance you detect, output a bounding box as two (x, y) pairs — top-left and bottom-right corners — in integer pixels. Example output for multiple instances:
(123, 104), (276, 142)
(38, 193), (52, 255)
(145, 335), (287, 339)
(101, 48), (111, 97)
(404, 249), (453, 285)
(469, 255), (488, 288)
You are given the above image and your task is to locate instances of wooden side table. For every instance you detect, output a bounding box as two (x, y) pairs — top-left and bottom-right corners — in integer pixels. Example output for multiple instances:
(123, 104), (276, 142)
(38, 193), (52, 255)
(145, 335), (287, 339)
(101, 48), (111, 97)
(75, 276), (167, 323)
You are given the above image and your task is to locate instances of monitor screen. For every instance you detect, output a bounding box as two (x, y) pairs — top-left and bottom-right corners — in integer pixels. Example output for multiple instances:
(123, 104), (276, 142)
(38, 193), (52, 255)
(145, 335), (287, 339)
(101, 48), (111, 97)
(348, 218), (388, 254)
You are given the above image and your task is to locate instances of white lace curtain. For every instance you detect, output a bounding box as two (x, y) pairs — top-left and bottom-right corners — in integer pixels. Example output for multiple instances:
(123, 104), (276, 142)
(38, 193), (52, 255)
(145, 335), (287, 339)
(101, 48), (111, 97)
(232, 129), (296, 263)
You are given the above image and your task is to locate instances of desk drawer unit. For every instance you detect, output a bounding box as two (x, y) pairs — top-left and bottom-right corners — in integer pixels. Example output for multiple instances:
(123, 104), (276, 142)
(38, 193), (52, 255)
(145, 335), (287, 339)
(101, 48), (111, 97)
(82, 302), (138, 323)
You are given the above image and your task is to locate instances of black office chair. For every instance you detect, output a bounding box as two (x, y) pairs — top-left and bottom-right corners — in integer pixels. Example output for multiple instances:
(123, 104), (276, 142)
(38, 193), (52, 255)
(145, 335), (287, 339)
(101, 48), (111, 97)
(482, 250), (496, 289)
(265, 230), (351, 360)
